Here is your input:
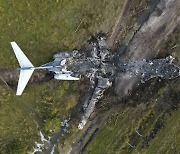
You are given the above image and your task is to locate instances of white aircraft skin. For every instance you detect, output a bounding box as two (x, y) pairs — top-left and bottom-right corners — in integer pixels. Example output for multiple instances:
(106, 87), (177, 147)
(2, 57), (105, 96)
(10, 42), (79, 96)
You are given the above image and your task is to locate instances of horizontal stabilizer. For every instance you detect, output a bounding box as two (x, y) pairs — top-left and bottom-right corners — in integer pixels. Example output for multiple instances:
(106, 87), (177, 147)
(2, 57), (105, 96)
(16, 69), (34, 95)
(10, 42), (35, 95)
(11, 42), (34, 68)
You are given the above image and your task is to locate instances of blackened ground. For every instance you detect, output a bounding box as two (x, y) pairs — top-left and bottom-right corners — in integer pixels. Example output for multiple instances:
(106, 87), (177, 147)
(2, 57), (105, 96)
(0, 67), (54, 90)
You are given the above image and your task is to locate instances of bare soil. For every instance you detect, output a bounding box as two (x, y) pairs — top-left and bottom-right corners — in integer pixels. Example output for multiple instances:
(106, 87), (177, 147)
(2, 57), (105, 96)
(0, 67), (52, 89)
(113, 0), (180, 98)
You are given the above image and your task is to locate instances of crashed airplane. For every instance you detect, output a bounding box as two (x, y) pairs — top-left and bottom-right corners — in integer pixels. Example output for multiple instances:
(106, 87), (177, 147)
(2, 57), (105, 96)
(11, 37), (180, 96)
(11, 36), (180, 129)
(10, 42), (79, 95)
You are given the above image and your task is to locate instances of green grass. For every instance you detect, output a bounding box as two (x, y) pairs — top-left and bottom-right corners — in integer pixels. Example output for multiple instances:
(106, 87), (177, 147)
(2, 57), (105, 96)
(0, 0), (125, 153)
(0, 0), (125, 67)
(1, 0), (179, 153)
(0, 79), (82, 153)
(144, 109), (180, 154)
(85, 79), (180, 154)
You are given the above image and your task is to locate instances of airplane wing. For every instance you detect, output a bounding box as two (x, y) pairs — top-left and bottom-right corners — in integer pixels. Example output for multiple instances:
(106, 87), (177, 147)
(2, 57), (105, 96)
(54, 73), (80, 80)
(16, 69), (34, 95)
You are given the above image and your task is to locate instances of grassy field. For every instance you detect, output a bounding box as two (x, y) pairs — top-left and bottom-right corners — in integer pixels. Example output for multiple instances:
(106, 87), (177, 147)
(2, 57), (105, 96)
(0, 0), (179, 153)
(0, 0), (124, 67)
(0, 0), (125, 153)
(85, 79), (180, 154)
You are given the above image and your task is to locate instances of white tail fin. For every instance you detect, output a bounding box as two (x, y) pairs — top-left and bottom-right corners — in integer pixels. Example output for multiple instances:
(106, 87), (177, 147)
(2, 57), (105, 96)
(11, 42), (34, 95)
(11, 42), (34, 68)
(16, 69), (34, 95)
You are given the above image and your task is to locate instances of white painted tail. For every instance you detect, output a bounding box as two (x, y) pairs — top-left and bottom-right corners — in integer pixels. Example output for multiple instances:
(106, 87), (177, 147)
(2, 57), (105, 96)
(11, 42), (34, 95)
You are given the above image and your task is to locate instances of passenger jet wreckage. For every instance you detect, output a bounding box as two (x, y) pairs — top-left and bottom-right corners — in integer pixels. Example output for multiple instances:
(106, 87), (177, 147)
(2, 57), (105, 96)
(11, 35), (180, 129)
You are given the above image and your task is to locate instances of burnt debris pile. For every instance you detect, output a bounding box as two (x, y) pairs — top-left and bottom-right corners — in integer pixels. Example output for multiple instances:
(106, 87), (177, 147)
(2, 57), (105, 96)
(120, 56), (180, 82)
(52, 35), (179, 129)
(58, 35), (180, 84)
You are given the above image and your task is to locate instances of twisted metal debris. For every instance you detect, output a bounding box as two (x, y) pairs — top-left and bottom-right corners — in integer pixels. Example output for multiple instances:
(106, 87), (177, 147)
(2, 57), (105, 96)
(53, 35), (179, 129)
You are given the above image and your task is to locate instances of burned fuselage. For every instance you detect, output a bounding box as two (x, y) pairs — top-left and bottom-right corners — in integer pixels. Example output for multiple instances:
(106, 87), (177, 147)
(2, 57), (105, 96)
(46, 36), (180, 85)
(44, 36), (180, 129)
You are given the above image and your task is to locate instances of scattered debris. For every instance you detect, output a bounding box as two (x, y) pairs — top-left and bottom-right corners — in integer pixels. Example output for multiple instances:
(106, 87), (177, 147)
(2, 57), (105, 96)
(135, 128), (143, 137)
(127, 142), (134, 148)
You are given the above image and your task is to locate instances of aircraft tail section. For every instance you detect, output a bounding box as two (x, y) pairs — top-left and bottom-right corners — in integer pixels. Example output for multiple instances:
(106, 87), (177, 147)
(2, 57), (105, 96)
(16, 69), (34, 95)
(10, 42), (34, 95)
(10, 42), (34, 68)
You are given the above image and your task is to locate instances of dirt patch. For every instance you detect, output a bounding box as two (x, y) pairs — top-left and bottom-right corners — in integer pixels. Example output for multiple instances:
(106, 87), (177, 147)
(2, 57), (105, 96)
(114, 0), (180, 98)
(0, 67), (53, 89)
(107, 0), (131, 48)
(125, 0), (180, 60)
